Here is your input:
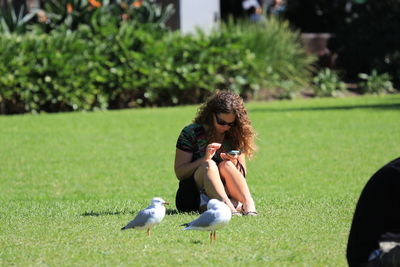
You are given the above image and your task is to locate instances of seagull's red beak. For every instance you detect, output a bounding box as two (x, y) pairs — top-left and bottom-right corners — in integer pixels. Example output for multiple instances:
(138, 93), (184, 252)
(163, 202), (169, 205)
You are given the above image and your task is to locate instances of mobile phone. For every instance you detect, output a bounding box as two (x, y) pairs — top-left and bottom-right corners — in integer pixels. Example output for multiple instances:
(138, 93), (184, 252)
(227, 150), (240, 156)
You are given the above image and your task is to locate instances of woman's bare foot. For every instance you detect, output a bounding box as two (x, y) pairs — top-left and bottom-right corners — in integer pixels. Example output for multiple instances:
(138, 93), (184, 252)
(243, 198), (257, 215)
(236, 202), (243, 212)
(229, 198), (243, 212)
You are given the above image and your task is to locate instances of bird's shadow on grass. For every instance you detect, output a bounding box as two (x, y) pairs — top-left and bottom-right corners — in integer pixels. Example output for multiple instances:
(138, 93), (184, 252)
(80, 210), (136, 217)
(166, 209), (181, 215)
(80, 208), (182, 217)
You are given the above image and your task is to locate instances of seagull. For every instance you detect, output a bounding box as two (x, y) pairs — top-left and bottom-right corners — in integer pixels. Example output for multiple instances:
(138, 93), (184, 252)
(181, 199), (232, 242)
(121, 197), (169, 236)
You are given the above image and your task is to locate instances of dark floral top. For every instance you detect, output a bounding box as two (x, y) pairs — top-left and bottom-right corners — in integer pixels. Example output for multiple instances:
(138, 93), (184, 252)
(176, 123), (233, 164)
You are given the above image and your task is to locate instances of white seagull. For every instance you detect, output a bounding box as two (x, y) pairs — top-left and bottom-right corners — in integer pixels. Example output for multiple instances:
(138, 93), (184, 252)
(181, 199), (232, 242)
(121, 197), (169, 236)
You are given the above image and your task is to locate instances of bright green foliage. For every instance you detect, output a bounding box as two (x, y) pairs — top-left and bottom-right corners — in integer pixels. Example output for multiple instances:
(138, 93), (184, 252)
(221, 18), (316, 98)
(0, 29), (106, 113)
(358, 70), (395, 95)
(0, 1), (315, 113)
(312, 68), (347, 97)
(0, 95), (399, 266)
(0, 17), (314, 113)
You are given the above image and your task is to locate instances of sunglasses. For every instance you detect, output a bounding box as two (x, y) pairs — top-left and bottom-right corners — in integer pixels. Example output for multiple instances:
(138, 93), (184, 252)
(214, 113), (235, 127)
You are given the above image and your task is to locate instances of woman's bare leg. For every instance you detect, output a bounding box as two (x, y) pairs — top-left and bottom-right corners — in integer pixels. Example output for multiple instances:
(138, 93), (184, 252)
(219, 160), (257, 213)
(194, 160), (236, 212)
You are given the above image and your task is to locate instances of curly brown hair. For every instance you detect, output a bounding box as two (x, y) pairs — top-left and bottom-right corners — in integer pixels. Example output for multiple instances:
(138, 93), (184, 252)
(193, 90), (257, 158)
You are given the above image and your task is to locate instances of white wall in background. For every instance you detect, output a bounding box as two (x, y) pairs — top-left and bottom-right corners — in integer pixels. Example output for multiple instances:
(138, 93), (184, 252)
(180, 0), (220, 34)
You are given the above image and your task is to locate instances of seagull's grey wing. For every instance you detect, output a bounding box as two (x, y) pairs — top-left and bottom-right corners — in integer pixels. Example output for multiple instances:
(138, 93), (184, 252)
(188, 210), (218, 227)
(127, 209), (155, 228)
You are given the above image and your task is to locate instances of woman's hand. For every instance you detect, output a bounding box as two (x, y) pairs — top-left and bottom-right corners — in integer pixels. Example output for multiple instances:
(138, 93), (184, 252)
(220, 152), (239, 164)
(204, 143), (221, 160)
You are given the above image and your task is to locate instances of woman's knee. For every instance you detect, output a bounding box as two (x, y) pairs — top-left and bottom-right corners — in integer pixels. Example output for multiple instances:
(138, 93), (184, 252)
(194, 160), (220, 186)
(219, 160), (236, 173)
(200, 159), (219, 171)
(195, 160), (218, 178)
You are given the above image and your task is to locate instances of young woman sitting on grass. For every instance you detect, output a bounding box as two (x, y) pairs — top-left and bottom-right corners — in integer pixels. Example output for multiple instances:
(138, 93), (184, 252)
(174, 90), (258, 216)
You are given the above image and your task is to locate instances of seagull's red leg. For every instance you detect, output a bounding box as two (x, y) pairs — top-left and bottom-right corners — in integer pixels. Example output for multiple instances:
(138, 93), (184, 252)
(209, 232), (213, 243)
(147, 228), (151, 236)
(213, 231), (216, 240)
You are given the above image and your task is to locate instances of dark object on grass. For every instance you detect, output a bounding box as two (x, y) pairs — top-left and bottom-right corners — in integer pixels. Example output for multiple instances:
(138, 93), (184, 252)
(346, 157), (400, 267)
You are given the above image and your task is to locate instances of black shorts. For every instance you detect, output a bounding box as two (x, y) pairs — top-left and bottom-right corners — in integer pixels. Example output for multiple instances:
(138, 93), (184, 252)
(175, 176), (200, 213)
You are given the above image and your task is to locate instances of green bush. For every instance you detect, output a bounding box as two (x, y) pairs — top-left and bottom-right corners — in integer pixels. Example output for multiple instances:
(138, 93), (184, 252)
(358, 70), (395, 95)
(92, 21), (170, 108)
(95, 24), (263, 107)
(0, 29), (106, 113)
(0, 15), (316, 114)
(312, 68), (346, 97)
(139, 29), (261, 105)
(99, 18), (313, 106)
(220, 18), (316, 98)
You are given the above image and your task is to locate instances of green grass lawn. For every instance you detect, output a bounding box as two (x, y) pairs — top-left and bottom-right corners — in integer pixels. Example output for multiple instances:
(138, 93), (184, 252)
(1, 94), (399, 266)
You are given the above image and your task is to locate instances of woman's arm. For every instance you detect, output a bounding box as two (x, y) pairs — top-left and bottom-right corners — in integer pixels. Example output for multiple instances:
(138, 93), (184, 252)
(174, 148), (205, 181)
(174, 143), (221, 181)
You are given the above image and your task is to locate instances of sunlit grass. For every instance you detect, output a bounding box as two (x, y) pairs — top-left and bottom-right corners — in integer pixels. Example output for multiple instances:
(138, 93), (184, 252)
(1, 94), (399, 266)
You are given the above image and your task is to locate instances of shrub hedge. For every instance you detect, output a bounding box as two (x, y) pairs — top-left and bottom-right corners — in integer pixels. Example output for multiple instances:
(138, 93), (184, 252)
(0, 18), (315, 114)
